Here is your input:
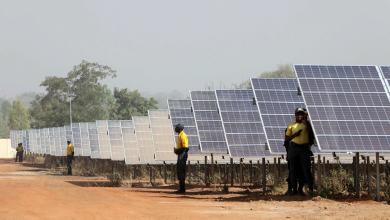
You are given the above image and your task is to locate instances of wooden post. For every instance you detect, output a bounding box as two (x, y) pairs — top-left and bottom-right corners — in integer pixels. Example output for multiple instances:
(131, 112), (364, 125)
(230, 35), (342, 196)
(353, 156), (356, 190)
(386, 160), (389, 181)
(278, 158), (281, 178)
(356, 152), (360, 198)
(326, 160), (329, 176)
(149, 164), (152, 184)
(211, 154), (214, 184)
(188, 161), (191, 184)
(262, 158), (266, 193)
(225, 163), (228, 183)
(122, 161), (125, 176)
(111, 160), (114, 174)
(250, 160), (253, 184)
(317, 155), (321, 189)
(240, 158), (243, 187)
(363, 158), (366, 184)
(163, 162), (167, 184)
(376, 152), (380, 202)
(257, 160), (260, 183)
(230, 158), (233, 186)
(367, 156), (371, 196)
(171, 163), (174, 184)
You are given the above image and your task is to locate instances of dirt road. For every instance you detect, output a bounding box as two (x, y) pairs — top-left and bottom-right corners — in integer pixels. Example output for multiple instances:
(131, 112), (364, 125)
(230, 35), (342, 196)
(0, 159), (389, 220)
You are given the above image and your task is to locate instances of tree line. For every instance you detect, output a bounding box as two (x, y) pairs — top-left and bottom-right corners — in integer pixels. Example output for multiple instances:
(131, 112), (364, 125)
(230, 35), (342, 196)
(0, 62), (294, 138)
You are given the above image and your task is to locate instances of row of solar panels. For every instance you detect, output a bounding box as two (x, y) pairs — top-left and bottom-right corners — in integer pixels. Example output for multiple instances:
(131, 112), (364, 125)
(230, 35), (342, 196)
(9, 65), (390, 164)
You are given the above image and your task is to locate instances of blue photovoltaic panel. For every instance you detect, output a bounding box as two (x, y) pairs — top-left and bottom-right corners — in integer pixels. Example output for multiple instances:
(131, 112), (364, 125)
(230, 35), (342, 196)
(107, 120), (125, 161)
(167, 100), (207, 161)
(215, 90), (272, 158)
(190, 91), (228, 154)
(71, 123), (83, 156)
(80, 123), (91, 156)
(295, 65), (390, 152)
(59, 127), (67, 156)
(251, 78), (321, 154)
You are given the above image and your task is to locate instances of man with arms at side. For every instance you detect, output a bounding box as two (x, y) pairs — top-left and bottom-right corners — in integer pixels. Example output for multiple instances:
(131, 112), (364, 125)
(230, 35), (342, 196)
(15, 143), (24, 162)
(173, 123), (189, 194)
(66, 140), (74, 175)
(285, 108), (314, 195)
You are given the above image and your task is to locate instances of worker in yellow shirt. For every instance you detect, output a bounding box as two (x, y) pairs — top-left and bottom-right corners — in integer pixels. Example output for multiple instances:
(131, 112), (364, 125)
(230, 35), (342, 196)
(285, 108), (314, 195)
(173, 123), (189, 194)
(15, 143), (24, 162)
(66, 140), (75, 175)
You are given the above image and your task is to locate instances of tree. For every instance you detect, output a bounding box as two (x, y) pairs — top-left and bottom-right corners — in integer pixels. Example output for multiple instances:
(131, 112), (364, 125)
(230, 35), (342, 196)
(8, 100), (30, 130)
(0, 100), (12, 138)
(111, 88), (158, 120)
(29, 60), (117, 128)
(232, 63), (296, 89)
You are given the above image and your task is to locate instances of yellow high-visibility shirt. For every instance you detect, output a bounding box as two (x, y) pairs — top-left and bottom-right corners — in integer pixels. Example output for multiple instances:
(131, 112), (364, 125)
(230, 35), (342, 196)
(176, 131), (188, 149)
(67, 144), (74, 156)
(16, 146), (23, 152)
(286, 120), (310, 145)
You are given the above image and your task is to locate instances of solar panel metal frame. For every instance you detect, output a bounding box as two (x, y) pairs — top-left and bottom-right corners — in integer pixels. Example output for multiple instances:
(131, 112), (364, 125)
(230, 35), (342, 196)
(215, 89), (272, 159)
(167, 99), (208, 162)
(189, 91), (229, 154)
(294, 65), (390, 152)
(149, 109), (177, 162)
(133, 116), (156, 164)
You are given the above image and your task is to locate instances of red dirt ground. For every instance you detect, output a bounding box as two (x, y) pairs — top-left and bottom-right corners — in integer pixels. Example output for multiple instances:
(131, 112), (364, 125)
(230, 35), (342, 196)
(0, 158), (389, 220)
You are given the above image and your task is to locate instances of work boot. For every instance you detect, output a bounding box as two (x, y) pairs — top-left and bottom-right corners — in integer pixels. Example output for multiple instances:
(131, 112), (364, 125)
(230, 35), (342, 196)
(173, 189), (185, 194)
(284, 190), (292, 196)
(298, 188), (307, 196)
(291, 185), (298, 196)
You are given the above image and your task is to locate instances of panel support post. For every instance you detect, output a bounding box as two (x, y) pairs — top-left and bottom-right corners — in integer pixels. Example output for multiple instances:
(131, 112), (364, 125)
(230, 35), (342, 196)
(250, 160), (253, 184)
(262, 158), (266, 193)
(367, 156), (371, 196)
(363, 158), (366, 184)
(112, 160), (114, 174)
(211, 154), (214, 184)
(317, 155), (321, 189)
(163, 161), (167, 184)
(230, 157), (234, 186)
(273, 157), (277, 181)
(149, 164), (152, 184)
(386, 160), (389, 182)
(204, 156), (208, 184)
(356, 152), (360, 198)
(240, 158), (243, 187)
(171, 163), (174, 184)
(278, 158), (281, 178)
(225, 163), (228, 183)
(376, 152), (380, 202)
(311, 157), (315, 184)
(323, 157), (326, 179)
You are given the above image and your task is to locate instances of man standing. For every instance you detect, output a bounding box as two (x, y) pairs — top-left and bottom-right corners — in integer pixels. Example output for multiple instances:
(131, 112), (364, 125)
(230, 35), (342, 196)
(15, 143), (24, 162)
(173, 123), (188, 194)
(285, 108), (314, 195)
(66, 140), (74, 175)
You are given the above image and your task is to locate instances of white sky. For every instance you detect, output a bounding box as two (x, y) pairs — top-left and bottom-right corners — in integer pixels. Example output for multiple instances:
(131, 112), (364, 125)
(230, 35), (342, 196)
(1, 0), (390, 98)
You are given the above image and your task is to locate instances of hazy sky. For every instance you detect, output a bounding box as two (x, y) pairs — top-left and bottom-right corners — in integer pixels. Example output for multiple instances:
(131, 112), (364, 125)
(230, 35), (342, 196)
(1, 0), (390, 98)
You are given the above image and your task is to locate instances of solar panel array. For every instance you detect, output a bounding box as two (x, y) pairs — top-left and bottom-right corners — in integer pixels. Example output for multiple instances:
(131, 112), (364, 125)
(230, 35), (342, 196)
(149, 110), (177, 162)
(216, 90), (271, 158)
(133, 116), (155, 163)
(96, 120), (110, 159)
(108, 120), (125, 161)
(167, 100), (207, 162)
(121, 120), (139, 164)
(88, 122), (100, 159)
(295, 65), (390, 152)
(190, 91), (229, 154)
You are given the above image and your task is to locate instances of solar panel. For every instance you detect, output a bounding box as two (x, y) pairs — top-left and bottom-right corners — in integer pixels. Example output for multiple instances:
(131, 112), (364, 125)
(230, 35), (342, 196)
(108, 120), (125, 161)
(295, 65), (390, 152)
(79, 123), (91, 156)
(167, 100), (208, 162)
(121, 120), (140, 164)
(52, 127), (61, 156)
(48, 128), (56, 155)
(71, 123), (83, 156)
(59, 127), (67, 156)
(96, 120), (110, 159)
(190, 91), (229, 154)
(215, 90), (272, 158)
(149, 110), (177, 162)
(133, 116), (155, 163)
(64, 125), (73, 155)
(88, 122), (100, 159)
(44, 128), (50, 154)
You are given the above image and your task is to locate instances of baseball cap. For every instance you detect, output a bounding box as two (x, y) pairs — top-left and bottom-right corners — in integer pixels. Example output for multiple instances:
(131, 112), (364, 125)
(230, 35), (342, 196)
(173, 123), (184, 129)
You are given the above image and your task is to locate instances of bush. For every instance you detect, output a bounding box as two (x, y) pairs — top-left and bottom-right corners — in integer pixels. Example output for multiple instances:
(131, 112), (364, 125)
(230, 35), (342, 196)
(106, 173), (123, 187)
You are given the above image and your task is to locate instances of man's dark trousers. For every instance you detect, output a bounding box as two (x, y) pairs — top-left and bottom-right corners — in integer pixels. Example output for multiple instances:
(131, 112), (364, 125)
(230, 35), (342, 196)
(67, 156), (73, 175)
(15, 152), (20, 162)
(288, 143), (313, 190)
(176, 152), (188, 191)
(286, 160), (305, 190)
